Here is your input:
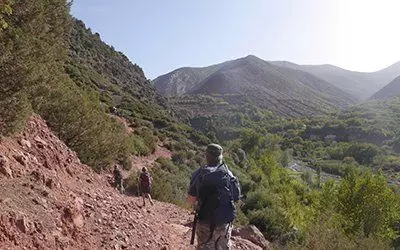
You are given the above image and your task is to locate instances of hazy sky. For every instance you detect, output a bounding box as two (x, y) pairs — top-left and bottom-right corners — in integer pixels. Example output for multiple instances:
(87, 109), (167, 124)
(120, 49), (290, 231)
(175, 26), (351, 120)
(71, 0), (400, 79)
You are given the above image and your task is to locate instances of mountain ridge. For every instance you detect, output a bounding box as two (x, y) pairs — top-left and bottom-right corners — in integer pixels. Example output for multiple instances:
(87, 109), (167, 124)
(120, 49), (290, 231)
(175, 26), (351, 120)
(271, 60), (400, 100)
(154, 55), (356, 117)
(371, 75), (400, 99)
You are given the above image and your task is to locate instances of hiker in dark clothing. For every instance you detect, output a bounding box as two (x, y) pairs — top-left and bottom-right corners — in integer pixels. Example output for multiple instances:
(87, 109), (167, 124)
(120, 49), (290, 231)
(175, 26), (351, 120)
(113, 165), (124, 194)
(188, 143), (241, 250)
(139, 167), (154, 206)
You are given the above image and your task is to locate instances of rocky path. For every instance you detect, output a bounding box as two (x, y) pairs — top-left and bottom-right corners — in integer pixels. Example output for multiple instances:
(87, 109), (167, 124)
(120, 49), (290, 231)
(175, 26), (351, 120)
(0, 115), (267, 249)
(128, 144), (172, 174)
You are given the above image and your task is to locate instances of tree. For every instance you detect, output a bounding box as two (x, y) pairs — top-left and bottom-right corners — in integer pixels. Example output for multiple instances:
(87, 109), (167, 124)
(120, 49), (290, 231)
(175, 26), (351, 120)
(337, 170), (400, 240)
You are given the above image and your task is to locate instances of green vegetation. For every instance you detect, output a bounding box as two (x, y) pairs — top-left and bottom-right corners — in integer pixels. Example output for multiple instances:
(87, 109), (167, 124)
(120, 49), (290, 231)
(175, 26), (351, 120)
(2, 1), (399, 248)
(162, 95), (400, 247)
(0, 0), (168, 169)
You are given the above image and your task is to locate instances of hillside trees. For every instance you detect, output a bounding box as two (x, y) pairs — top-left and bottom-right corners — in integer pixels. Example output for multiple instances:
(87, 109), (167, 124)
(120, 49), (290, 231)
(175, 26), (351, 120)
(0, 0), (139, 169)
(336, 170), (400, 240)
(1, 0), (70, 136)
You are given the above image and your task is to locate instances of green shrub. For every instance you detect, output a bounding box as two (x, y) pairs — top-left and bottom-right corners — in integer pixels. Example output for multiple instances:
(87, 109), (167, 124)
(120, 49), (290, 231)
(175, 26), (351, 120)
(132, 134), (151, 156)
(124, 171), (140, 195)
(172, 150), (187, 165)
(0, 91), (31, 136)
(120, 155), (132, 171)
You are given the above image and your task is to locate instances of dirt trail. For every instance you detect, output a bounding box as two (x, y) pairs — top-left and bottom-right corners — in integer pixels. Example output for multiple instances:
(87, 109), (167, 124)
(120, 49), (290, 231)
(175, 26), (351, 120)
(110, 114), (173, 177)
(110, 115), (135, 134)
(128, 144), (172, 175)
(0, 115), (263, 249)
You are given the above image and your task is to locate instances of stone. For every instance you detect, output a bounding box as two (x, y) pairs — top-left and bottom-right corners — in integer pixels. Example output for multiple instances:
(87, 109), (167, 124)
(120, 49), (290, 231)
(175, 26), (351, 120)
(32, 198), (48, 209)
(0, 198), (11, 204)
(45, 178), (54, 189)
(13, 154), (27, 166)
(62, 196), (85, 228)
(84, 203), (94, 209)
(34, 136), (47, 148)
(232, 225), (270, 250)
(19, 139), (32, 149)
(16, 217), (31, 234)
(43, 160), (51, 169)
(0, 156), (12, 178)
(72, 213), (84, 228)
(31, 170), (42, 182)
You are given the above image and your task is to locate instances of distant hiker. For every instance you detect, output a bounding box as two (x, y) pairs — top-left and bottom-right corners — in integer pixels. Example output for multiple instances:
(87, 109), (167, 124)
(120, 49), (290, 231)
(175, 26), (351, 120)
(139, 167), (154, 206)
(110, 106), (119, 116)
(113, 165), (124, 193)
(188, 143), (241, 249)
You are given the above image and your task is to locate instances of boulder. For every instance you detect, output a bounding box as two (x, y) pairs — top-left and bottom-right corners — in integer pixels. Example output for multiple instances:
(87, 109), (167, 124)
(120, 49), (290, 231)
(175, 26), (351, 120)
(63, 196), (85, 228)
(16, 217), (32, 234)
(19, 139), (32, 149)
(0, 155), (13, 178)
(13, 153), (27, 166)
(232, 237), (263, 250)
(232, 225), (270, 250)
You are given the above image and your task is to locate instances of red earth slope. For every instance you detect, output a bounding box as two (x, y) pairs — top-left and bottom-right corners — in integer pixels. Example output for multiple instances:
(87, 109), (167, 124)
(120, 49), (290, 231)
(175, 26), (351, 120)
(0, 116), (265, 249)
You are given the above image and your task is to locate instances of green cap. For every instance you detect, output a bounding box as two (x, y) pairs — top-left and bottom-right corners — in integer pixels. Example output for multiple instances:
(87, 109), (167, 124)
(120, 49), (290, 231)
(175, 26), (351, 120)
(206, 143), (223, 156)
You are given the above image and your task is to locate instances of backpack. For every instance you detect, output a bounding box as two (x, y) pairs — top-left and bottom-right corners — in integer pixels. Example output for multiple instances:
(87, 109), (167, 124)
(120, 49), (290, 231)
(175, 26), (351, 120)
(197, 163), (241, 226)
(113, 168), (122, 181)
(140, 172), (152, 188)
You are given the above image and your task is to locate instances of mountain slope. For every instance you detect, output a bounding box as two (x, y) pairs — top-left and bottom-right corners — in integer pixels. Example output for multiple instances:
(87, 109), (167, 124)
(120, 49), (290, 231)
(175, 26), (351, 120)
(0, 115), (265, 249)
(371, 75), (400, 99)
(271, 61), (400, 100)
(154, 55), (355, 117)
(67, 19), (169, 119)
(154, 65), (222, 97)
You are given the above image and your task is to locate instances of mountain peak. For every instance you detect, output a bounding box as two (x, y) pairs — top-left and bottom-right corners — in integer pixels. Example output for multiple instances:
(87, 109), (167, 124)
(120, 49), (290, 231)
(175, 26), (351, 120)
(244, 54), (259, 60)
(153, 55), (355, 117)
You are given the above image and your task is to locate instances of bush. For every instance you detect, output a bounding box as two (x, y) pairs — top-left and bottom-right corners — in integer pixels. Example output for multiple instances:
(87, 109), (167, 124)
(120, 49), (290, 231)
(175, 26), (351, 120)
(248, 208), (294, 244)
(124, 171), (140, 196)
(150, 161), (190, 207)
(134, 127), (157, 154)
(346, 143), (382, 165)
(0, 0), (69, 136)
(0, 91), (31, 136)
(120, 155), (132, 171)
(292, 216), (392, 250)
(171, 150), (187, 165)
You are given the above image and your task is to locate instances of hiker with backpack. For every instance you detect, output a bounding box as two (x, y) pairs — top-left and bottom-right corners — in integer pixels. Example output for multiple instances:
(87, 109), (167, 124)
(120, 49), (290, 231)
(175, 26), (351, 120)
(188, 143), (241, 250)
(139, 167), (154, 206)
(113, 165), (124, 194)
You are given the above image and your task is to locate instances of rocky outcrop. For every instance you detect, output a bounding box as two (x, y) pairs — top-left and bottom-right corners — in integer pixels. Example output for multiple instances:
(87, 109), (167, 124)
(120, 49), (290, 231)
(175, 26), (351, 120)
(233, 225), (270, 249)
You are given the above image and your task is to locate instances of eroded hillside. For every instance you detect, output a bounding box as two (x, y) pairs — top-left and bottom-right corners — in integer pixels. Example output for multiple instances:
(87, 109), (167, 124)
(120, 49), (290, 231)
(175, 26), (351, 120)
(0, 116), (267, 249)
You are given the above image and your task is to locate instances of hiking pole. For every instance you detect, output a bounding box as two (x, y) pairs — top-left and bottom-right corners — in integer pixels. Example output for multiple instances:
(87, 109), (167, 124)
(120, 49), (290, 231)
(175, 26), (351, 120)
(190, 212), (198, 245)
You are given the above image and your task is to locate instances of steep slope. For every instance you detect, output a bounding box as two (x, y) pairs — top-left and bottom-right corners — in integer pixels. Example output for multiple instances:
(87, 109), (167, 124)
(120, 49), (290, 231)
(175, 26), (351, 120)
(0, 115), (267, 249)
(371, 75), (400, 99)
(155, 55), (355, 117)
(271, 61), (400, 100)
(67, 19), (169, 119)
(154, 65), (222, 97)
